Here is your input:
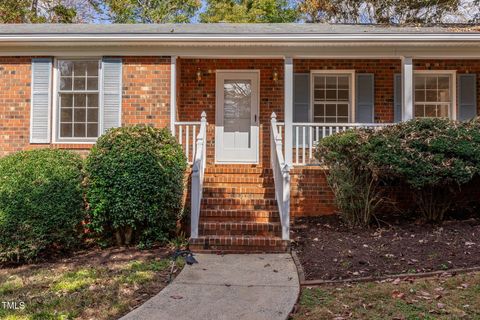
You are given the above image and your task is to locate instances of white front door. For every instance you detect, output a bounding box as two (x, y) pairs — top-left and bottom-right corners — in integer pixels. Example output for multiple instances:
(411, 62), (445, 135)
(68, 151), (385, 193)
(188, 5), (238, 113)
(215, 71), (259, 163)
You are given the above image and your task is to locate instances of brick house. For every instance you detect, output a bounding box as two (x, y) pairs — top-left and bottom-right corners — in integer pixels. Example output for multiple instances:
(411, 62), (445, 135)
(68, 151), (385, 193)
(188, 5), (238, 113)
(1, 24), (479, 252)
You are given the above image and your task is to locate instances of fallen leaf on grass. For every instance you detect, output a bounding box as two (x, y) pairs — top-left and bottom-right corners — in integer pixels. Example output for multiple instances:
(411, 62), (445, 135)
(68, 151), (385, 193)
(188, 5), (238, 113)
(392, 290), (405, 299)
(170, 295), (183, 299)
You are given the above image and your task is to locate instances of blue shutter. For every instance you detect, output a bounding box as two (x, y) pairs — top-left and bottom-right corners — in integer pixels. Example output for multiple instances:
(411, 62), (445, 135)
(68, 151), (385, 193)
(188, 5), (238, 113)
(355, 74), (374, 123)
(293, 73), (310, 145)
(458, 74), (477, 121)
(30, 58), (52, 143)
(101, 58), (122, 133)
(394, 74), (402, 123)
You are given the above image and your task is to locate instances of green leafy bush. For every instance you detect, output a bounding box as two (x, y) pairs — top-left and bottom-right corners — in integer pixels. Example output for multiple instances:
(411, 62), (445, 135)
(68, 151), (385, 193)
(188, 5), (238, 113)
(316, 130), (383, 227)
(316, 118), (480, 224)
(85, 126), (187, 246)
(0, 149), (85, 263)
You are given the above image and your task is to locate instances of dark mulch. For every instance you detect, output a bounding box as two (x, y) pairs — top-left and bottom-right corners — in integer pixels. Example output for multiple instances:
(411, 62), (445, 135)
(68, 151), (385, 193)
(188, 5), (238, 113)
(292, 215), (480, 281)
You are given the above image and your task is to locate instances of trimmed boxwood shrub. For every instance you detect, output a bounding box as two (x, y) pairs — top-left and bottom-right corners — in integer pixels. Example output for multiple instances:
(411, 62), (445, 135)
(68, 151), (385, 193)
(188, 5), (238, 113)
(0, 149), (85, 263)
(316, 118), (480, 225)
(85, 126), (187, 247)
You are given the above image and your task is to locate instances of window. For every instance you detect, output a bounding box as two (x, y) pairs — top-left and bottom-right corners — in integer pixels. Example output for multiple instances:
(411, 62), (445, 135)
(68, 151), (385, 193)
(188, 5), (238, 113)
(414, 73), (452, 118)
(57, 60), (100, 141)
(312, 73), (352, 123)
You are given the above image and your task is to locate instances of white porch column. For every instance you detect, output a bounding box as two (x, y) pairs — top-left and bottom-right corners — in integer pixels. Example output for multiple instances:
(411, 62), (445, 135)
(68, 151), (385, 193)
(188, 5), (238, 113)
(284, 57), (293, 166)
(401, 57), (414, 121)
(170, 56), (177, 135)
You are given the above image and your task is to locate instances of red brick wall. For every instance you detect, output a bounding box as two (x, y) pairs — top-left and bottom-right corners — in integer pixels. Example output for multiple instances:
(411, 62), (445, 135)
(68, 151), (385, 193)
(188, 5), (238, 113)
(177, 58), (284, 166)
(0, 56), (171, 157)
(294, 59), (402, 123)
(413, 59), (480, 115)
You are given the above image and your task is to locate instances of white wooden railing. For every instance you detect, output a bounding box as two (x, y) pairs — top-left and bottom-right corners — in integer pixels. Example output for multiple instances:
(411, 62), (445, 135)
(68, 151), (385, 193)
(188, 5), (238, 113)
(174, 121), (202, 163)
(270, 113), (290, 240)
(291, 122), (391, 165)
(190, 112), (207, 239)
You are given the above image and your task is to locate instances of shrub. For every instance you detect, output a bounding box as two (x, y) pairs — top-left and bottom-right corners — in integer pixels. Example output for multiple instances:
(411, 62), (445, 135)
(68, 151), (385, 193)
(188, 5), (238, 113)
(317, 118), (480, 224)
(315, 130), (383, 227)
(0, 149), (85, 263)
(85, 126), (187, 246)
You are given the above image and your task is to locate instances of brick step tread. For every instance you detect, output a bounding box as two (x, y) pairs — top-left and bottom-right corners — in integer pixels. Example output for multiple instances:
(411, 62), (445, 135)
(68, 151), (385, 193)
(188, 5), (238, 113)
(200, 210), (280, 222)
(203, 186), (275, 194)
(205, 168), (272, 174)
(204, 176), (274, 182)
(201, 204), (279, 211)
(201, 198), (277, 205)
(199, 221), (281, 230)
(189, 235), (288, 247)
(202, 193), (275, 199)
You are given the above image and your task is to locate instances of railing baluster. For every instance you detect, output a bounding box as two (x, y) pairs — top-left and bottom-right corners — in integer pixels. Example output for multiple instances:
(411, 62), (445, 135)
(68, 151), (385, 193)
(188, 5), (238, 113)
(192, 125), (196, 163)
(295, 126), (299, 165)
(309, 126), (313, 162)
(186, 125), (190, 162)
(302, 126), (306, 165)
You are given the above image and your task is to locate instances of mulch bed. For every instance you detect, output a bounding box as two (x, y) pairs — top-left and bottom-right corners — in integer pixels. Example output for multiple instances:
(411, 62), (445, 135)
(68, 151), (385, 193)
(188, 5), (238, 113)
(292, 215), (480, 281)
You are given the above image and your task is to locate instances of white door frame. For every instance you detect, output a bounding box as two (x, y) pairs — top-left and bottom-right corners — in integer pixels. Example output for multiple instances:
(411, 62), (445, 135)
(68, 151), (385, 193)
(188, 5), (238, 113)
(215, 70), (260, 164)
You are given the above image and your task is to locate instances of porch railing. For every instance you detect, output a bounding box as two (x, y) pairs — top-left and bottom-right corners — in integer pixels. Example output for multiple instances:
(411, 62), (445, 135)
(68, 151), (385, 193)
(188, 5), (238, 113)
(270, 113), (290, 240)
(174, 121), (202, 163)
(291, 122), (390, 165)
(190, 111), (207, 239)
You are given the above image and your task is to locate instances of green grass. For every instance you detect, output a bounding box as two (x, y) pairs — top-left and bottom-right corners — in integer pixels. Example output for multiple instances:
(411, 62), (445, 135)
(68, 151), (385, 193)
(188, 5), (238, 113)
(293, 272), (480, 320)
(0, 253), (183, 320)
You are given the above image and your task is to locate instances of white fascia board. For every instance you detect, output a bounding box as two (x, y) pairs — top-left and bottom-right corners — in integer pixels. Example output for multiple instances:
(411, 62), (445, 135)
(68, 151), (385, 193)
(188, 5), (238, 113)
(2, 33), (480, 43)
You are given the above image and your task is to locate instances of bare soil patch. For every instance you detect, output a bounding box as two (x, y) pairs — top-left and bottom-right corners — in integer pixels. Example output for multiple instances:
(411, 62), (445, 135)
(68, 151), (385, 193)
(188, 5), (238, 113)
(292, 215), (480, 281)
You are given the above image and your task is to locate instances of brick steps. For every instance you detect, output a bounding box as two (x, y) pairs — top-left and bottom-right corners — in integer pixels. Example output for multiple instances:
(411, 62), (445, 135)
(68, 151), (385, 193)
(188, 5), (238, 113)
(189, 165), (288, 253)
(189, 235), (289, 253)
(199, 221), (281, 236)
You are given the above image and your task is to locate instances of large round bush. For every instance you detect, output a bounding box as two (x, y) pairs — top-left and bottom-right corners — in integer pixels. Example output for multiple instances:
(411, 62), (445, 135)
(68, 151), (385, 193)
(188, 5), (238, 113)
(85, 126), (187, 246)
(0, 149), (85, 263)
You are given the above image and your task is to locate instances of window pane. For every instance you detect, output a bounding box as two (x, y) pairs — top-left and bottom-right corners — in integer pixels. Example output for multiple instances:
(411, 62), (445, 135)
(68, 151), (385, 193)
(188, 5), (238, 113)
(438, 105), (449, 117)
(438, 89), (450, 102)
(314, 104), (324, 117)
(338, 76), (349, 89)
(425, 105), (436, 117)
(87, 108), (98, 122)
(60, 94), (73, 108)
(338, 117), (348, 123)
(314, 89), (324, 100)
(87, 124), (98, 137)
(87, 78), (98, 90)
(415, 90), (425, 102)
(74, 109), (86, 122)
(86, 62), (98, 76)
(326, 76), (336, 89)
(60, 123), (72, 137)
(87, 94), (99, 108)
(325, 104), (336, 116)
(426, 90), (437, 102)
(337, 90), (349, 101)
(60, 77), (72, 91)
(438, 76), (449, 89)
(74, 78), (86, 90)
(325, 90), (336, 100)
(415, 76), (425, 89)
(415, 104), (424, 117)
(61, 108), (72, 122)
(74, 123), (86, 137)
(74, 94), (86, 107)
(74, 61), (88, 77)
(338, 104), (348, 117)
(426, 76), (437, 89)
(314, 76), (325, 89)
(59, 61), (73, 76)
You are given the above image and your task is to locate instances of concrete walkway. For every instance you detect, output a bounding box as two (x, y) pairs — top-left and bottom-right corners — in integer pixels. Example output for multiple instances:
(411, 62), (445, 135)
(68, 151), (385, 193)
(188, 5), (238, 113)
(120, 254), (300, 320)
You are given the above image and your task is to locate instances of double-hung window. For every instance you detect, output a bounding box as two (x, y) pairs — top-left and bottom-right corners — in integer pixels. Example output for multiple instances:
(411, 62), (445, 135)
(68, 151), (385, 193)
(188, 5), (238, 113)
(57, 60), (100, 141)
(414, 73), (454, 119)
(312, 72), (353, 123)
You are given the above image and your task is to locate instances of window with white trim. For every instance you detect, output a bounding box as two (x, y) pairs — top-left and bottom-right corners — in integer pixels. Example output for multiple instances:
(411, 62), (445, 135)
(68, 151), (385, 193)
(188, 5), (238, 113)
(57, 60), (100, 141)
(414, 74), (452, 118)
(312, 73), (352, 123)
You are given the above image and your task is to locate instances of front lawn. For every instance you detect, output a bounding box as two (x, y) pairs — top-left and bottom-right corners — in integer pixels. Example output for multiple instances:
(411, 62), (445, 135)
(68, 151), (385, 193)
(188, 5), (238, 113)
(292, 272), (480, 319)
(0, 247), (183, 320)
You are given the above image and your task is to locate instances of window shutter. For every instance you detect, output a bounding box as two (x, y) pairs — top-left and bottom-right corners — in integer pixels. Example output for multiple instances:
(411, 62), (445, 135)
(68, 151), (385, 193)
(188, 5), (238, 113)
(394, 74), (402, 123)
(458, 74), (477, 121)
(293, 73), (310, 144)
(30, 58), (52, 143)
(355, 74), (374, 123)
(101, 58), (122, 133)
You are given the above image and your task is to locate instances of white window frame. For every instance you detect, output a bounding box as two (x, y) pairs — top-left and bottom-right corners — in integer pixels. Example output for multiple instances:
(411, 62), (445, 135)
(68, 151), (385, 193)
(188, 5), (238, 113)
(309, 70), (355, 123)
(413, 70), (457, 121)
(52, 57), (103, 144)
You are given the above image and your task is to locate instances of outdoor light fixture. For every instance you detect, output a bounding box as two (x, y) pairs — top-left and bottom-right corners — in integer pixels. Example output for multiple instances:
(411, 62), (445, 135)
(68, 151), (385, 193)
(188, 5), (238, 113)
(196, 68), (202, 81)
(273, 69), (279, 82)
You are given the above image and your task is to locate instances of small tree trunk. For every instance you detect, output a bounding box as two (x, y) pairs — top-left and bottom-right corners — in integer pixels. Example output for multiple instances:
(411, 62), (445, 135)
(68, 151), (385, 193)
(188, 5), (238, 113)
(115, 229), (123, 246)
(124, 227), (133, 245)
